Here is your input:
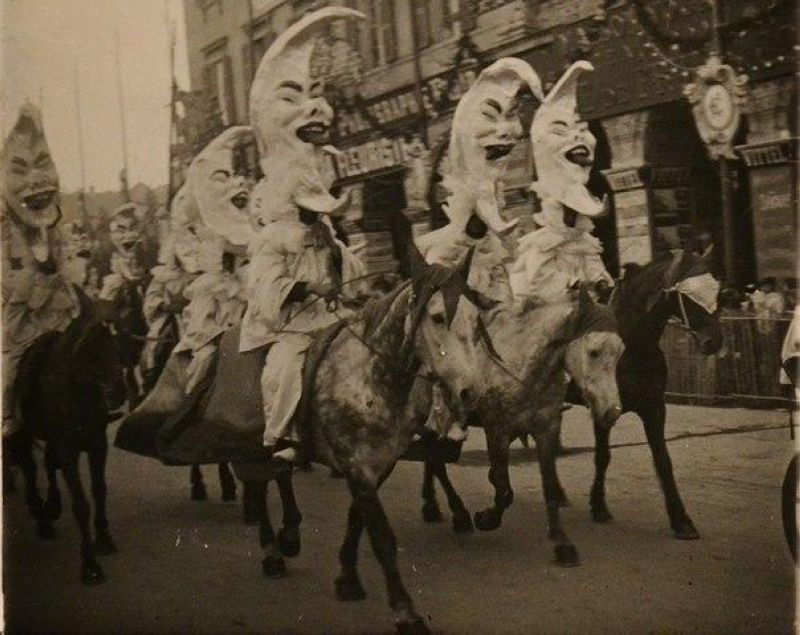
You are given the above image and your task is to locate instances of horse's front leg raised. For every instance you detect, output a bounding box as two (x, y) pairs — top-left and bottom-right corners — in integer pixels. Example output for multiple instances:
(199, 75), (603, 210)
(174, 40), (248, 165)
(640, 402), (699, 539)
(589, 418), (614, 523)
(420, 460), (444, 523)
(536, 421), (580, 566)
(275, 469), (302, 557)
(88, 435), (117, 555)
(11, 435), (53, 538)
(474, 429), (512, 531)
(60, 455), (104, 584)
(335, 500), (367, 601)
(348, 479), (428, 634)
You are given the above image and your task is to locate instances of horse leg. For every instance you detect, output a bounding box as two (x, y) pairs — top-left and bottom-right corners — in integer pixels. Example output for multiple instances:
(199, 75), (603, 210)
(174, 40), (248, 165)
(242, 481), (260, 525)
(420, 460), (443, 523)
(44, 444), (62, 521)
(335, 500), (367, 601)
(641, 402), (699, 539)
(61, 455), (105, 584)
(589, 419), (614, 523)
(189, 465), (208, 501)
(474, 430), (513, 531)
(275, 469), (302, 557)
(348, 480), (428, 634)
(88, 436), (117, 555)
(431, 461), (472, 533)
(536, 423), (580, 567)
(218, 463), (237, 502)
(13, 438), (53, 539)
(255, 479), (286, 579)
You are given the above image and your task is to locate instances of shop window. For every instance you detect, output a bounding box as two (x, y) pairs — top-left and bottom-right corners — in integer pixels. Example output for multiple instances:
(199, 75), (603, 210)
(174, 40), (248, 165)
(203, 41), (236, 126)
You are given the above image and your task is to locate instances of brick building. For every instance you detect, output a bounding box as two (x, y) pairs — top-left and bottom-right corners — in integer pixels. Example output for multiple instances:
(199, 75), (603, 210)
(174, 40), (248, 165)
(181, 0), (798, 284)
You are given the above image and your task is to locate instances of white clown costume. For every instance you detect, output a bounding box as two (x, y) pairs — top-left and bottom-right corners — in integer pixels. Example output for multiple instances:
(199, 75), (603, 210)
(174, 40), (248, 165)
(168, 126), (256, 394)
(239, 8), (367, 458)
(510, 61), (614, 305)
(417, 58), (543, 304)
(99, 203), (148, 302)
(1, 105), (80, 436)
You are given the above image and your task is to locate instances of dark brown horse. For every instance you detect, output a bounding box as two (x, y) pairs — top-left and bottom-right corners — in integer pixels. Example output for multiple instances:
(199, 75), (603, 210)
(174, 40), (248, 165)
(589, 248), (722, 538)
(5, 288), (127, 584)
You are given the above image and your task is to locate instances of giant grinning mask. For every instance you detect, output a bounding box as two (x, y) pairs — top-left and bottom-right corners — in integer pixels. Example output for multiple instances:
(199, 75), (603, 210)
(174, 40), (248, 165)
(186, 125), (254, 246)
(248, 7), (365, 220)
(446, 58), (543, 233)
(2, 104), (60, 229)
(108, 203), (143, 259)
(530, 61), (604, 217)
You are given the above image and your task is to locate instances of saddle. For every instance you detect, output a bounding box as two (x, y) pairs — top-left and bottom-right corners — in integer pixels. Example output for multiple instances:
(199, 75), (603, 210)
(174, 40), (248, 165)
(115, 321), (348, 467)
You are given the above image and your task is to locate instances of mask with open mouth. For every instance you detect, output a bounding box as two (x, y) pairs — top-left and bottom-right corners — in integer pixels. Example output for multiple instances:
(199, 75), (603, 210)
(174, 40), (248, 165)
(108, 204), (142, 259)
(2, 104), (60, 229)
(446, 58), (543, 234)
(530, 61), (605, 217)
(187, 126), (255, 246)
(248, 7), (365, 221)
(62, 222), (93, 260)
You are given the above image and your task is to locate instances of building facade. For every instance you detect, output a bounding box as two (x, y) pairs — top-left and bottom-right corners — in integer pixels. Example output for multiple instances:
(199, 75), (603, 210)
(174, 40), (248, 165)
(181, 0), (798, 284)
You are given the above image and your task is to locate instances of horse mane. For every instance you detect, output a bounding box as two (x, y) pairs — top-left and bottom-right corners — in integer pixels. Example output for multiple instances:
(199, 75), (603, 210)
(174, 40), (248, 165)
(362, 279), (413, 340)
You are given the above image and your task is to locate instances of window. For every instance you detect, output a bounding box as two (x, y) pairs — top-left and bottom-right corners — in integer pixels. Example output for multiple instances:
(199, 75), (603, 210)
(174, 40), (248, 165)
(242, 16), (276, 94)
(203, 41), (236, 126)
(414, 0), (459, 49)
(345, 0), (398, 71)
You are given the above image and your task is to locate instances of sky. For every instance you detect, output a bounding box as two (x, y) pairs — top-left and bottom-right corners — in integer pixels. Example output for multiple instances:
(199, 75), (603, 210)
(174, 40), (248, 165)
(2, 0), (191, 192)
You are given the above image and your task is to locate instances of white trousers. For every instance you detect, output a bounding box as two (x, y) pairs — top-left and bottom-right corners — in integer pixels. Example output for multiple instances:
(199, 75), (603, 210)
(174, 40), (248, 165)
(260, 334), (309, 447)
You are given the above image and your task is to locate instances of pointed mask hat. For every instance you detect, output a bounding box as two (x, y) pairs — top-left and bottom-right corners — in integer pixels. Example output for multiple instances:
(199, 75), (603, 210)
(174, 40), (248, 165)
(446, 58), (543, 234)
(186, 125), (255, 246)
(2, 103), (61, 228)
(530, 61), (605, 217)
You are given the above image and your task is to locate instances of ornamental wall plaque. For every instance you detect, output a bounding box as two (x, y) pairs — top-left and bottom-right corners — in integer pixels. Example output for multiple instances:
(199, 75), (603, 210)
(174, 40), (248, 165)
(683, 53), (748, 159)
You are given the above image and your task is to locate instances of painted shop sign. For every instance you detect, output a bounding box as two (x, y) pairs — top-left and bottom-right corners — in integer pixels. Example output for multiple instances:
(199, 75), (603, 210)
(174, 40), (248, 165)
(332, 137), (409, 179)
(334, 67), (480, 140)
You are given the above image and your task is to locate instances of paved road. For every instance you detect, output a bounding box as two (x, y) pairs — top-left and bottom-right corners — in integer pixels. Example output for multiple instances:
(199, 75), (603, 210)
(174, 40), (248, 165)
(3, 404), (796, 634)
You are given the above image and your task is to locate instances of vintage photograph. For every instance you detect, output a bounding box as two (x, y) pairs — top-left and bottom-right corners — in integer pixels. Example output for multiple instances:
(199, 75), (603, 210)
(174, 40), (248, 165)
(1, 0), (797, 632)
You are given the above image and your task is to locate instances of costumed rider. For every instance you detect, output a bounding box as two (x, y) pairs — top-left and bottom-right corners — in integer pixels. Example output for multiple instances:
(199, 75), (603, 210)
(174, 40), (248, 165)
(61, 221), (95, 290)
(510, 61), (613, 305)
(414, 58), (543, 439)
(1, 104), (81, 437)
(99, 202), (149, 302)
(239, 7), (368, 463)
(169, 126), (255, 394)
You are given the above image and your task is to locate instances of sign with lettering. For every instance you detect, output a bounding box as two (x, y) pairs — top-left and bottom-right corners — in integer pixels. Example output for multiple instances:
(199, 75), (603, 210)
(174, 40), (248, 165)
(332, 137), (409, 179)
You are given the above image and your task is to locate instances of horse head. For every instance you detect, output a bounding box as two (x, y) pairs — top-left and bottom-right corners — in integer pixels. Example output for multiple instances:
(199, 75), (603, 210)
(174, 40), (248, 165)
(62, 288), (128, 411)
(617, 248), (722, 355)
(404, 242), (495, 410)
(565, 286), (624, 428)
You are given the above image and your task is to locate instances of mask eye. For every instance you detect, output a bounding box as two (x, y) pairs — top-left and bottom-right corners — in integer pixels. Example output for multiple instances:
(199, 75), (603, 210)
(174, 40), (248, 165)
(430, 313), (446, 325)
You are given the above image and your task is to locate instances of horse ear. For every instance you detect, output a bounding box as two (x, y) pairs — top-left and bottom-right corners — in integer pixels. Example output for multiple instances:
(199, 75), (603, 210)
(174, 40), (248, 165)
(407, 238), (429, 285)
(663, 249), (688, 287)
(458, 246), (476, 283)
(701, 244), (714, 268)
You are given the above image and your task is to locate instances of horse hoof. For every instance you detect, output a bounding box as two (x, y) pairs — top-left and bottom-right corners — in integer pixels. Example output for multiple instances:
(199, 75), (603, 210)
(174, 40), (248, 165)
(262, 555), (287, 579)
(421, 501), (443, 523)
(473, 509), (502, 532)
(673, 522), (700, 540)
(335, 575), (367, 602)
(277, 527), (301, 558)
(221, 488), (237, 502)
(44, 494), (62, 521)
(396, 616), (430, 635)
(81, 563), (106, 585)
(554, 544), (580, 567)
(36, 520), (56, 540)
(95, 533), (118, 556)
(591, 507), (614, 524)
(451, 510), (474, 534)
(191, 485), (208, 501)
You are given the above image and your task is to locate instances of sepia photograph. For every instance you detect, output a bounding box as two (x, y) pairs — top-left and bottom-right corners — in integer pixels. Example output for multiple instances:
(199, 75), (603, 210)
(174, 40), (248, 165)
(1, 0), (797, 632)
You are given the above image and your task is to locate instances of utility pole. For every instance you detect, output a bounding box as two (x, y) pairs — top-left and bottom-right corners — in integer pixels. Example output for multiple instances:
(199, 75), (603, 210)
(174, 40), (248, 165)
(114, 30), (131, 202)
(73, 65), (92, 236)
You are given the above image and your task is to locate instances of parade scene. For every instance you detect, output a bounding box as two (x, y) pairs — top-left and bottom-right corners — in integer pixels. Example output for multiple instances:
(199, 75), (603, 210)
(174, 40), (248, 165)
(2, 0), (798, 633)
